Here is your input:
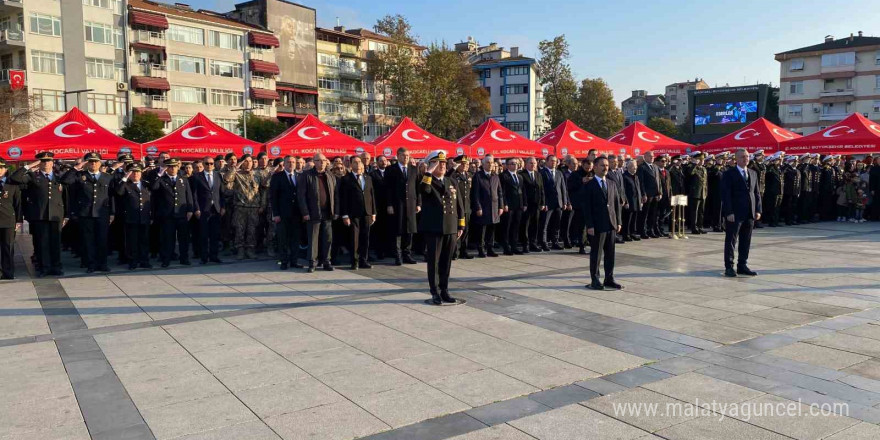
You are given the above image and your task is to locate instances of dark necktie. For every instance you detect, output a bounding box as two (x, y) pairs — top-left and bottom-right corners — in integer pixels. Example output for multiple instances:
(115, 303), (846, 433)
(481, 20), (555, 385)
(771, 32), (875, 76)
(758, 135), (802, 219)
(289, 173), (295, 187)
(601, 178), (607, 196)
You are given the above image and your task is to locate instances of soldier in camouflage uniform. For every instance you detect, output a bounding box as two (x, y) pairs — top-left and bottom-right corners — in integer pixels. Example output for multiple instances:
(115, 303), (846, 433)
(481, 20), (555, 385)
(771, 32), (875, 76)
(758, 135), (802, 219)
(223, 154), (267, 259)
(748, 150), (767, 228)
(220, 153), (238, 253)
(763, 152), (784, 227)
(782, 155), (801, 225)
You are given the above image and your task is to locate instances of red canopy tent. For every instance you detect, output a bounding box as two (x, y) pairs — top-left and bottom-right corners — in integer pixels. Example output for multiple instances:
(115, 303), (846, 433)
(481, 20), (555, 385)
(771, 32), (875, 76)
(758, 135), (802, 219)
(372, 117), (466, 159)
(0, 107), (141, 161)
(264, 114), (372, 159)
(698, 118), (800, 155)
(142, 113), (259, 160)
(458, 119), (548, 158)
(537, 120), (622, 158)
(608, 121), (693, 156)
(780, 113), (880, 155)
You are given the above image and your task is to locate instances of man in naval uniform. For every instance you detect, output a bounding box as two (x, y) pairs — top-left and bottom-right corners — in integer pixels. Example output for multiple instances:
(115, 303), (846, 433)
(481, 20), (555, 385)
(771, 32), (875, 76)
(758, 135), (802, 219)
(418, 150), (465, 305)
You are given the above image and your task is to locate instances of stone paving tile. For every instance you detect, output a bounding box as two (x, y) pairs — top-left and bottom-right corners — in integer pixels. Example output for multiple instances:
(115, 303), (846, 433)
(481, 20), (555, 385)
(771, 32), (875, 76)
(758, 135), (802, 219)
(603, 366), (673, 388)
(464, 396), (550, 426)
(172, 421), (281, 440)
(729, 394), (861, 440)
(429, 368), (540, 407)
(508, 404), (650, 440)
(235, 376), (344, 418)
(642, 372), (765, 407)
(575, 378), (630, 396)
(746, 308), (826, 325)
(140, 393), (258, 440)
(494, 355), (600, 389)
(387, 350), (485, 381)
(806, 332), (880, 358)
(840, 322), (880, 340)
(585, 388), (697, 432)
(824, 422), (880, 440)
(842, 359), (880, 381)
(318, 362), (418, 399)
(552, 344), (648, 375)
(446, 424), (537, 440)
(352, 382), (471, 428)
(264, 400), (390, 440)
(654, 416), (790, 440)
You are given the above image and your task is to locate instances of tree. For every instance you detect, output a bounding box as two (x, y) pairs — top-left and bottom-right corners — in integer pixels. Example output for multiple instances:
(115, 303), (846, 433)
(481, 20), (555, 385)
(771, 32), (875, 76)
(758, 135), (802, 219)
(373, 14), (417, 45)
(574, 78), (623, 138)
(537, 35), (579, 127)
(366, 15), (423, 125)
(238, 113), (286, 143)
(646, 117), (680, 139)
(0, 88), (47, 142)
(121, 112), (165, 143)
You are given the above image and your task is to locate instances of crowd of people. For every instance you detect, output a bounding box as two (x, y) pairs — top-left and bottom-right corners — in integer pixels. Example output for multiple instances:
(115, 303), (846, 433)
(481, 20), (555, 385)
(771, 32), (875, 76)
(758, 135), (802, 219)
(0, 147), (876, 282)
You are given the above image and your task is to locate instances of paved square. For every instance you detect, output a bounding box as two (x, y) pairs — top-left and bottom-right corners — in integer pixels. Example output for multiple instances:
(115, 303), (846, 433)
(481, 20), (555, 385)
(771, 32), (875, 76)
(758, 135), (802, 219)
(1, 222), (879, 439)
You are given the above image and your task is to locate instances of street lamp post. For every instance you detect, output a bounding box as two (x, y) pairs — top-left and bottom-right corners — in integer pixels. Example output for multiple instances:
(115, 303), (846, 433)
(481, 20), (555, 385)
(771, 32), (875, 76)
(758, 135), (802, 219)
(231, 107), (256, 139)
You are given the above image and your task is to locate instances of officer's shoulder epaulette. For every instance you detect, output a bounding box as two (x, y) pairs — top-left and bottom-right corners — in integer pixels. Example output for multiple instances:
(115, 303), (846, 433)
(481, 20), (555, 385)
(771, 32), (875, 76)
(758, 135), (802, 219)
(421, 175), (432, 185)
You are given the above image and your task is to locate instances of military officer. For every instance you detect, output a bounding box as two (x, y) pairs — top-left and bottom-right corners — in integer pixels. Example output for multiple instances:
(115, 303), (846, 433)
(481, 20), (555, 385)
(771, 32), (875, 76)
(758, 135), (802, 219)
(763, 152), (785, 227)
(781, 155), (800, 225)
(223, 154), (267, 260)
(60, 153), (115, 273)
(705, 152), (726, 232)
(10, 152), (68, 276)
(0, 159), (22, 279)
(147, 158), (194, 267)
(418, 150), (465, 305)
(685, 152), (708, 234)
(449, 155), (474, 260)
(669, 155), (686, 196)
(748, 150), (767, 228)
(115, 164), (153, 270)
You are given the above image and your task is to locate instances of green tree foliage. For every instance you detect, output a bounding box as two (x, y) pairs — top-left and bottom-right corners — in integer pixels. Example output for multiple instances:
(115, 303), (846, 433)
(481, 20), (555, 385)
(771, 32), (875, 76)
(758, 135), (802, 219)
(537, 35), (579, 127)
(238, 113), (286, 143)
(575, 78), (623, 138)
(121, 112), (165, 143)
(646, 117), (681, 139)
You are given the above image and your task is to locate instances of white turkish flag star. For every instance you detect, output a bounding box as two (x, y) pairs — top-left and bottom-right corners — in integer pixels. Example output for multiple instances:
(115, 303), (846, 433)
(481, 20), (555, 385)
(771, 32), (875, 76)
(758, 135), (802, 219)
(322, 131), (330, 136)
(85, 128), (96, 134)
(209, 131), (218, 136)
(847, 129), (856, 134)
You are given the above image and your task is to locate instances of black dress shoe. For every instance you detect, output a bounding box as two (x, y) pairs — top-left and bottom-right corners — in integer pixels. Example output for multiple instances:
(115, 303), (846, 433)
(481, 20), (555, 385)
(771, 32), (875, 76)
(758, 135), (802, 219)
(360, 260), (372, 269)
(513, 249), (524, 255)
(541, 245), (551, 252)
(551, 243), (564, 250)
(323, 262), (334, 271)
(529, 245), (541, 252)
(200, 259), (208, 265)
(350, 262), (358, 270)
(640, 235), (650, 240)
(632, 236), (641, 241)
(563, 242), (573, 249)
(430, 291), (443, 305)
(306, 265), (316, 273)
(291, 262), (303, 269)
(486, 251), (499, 257)
(161, 262), (170, 268)
(578, 247), (587, 255)
(180, 260), (191, 266)
(394, 258), (403, 266)
(86, 268), (95, 274)
(210, 257), (223, 263)
(128, 264), (138, 271)
(403, 256), (418, 264)
(440, 290), (456, 303)
(97, 266), (110, 272)
(754, 223), (764, 229)
(724, 268), (737, 277)
(520, 249), (530, 254)
(604, 280), (623, 290)
(586, 282), (605, 290)
(477, 252), (486, 258)
(141, 263), (153, 269)
(0, 275), (14, 280)
(737, 266), (758, 276)
(624, 236), (633, 242)
(48, 269), (64, 276)
(280, 262), (289, 270)
(460, 253), (475, 260)
(503, 249), (514, 256)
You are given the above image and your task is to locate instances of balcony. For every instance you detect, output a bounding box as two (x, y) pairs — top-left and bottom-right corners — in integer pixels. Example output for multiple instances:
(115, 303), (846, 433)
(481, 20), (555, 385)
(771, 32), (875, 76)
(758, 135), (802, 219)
(131, 30), (165, 48)
(0, 27), (24, 50)
(131, 62), (167, 78)
(0, 0), (23, 14)
(132, 94), (168, 109)
(250, 76), (275, 90)
(340, 43), (359, 57)
(339, 65), (362, 78)
(341, 112), (361, 123)
(819, 113), (848, 121)
(251, 103), (276, 117)
(340, 89), (362, 101)
(819, 88), (854, 98)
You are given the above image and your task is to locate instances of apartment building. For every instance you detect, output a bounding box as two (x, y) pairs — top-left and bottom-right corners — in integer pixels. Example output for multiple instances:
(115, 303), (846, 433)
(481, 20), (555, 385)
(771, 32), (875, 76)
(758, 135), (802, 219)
(228, 0), (318, 126)
(128, 0), (280, 135)
(664, 78), (708, 124)
(315, 26), (364, 138)
(621, 90), (666, 126)
(455, 38), (547, 140)
(776, 32), (880, 135)
(1, 0), (128, 134)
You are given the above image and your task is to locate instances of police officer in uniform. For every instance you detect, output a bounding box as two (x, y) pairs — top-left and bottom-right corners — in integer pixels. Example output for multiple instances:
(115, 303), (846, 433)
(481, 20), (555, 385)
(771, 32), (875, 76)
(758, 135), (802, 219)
(61, 153), (115, 273)
(0, 159), (22, 279)
(147, 158), (194, 267)
(685, 152), (708, 234)
(448, 155), (474, 260)
(11, 152), (68, 276)
(115, 164), (153, 270)
(419, 150), (465, 305)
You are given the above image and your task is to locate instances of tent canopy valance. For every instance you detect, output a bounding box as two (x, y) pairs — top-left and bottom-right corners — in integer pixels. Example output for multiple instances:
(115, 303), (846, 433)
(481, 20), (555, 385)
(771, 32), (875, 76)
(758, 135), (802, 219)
(264, 114), (372, 158)
(608, 121), (693, 156)
(537, 120), (622, 158)
(699, 118), (800, 154)
(372, 117), (465, 159)
(780, 113), (880, 155)
(458, 119), (548, 158)
(142, 113), (259, 160)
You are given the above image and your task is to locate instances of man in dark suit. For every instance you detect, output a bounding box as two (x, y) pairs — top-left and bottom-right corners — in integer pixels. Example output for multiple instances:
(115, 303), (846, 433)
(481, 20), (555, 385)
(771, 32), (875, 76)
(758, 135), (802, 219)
(146, 158), (194, 267)
(0, 159), (22, 279)
(60, 152), (115, 273)
(297, 153), (338, 272)
(539, 155), (569, 251)
(471, 155), (503, 258)
(519, 157), (545, 253)
(418, 151), (465, 305)
(369, 155), (390, 260)
(190, 156), (224, 264)
(339, 157), (376, 270)
(384, 148), (420, 265)
(10, 152), (68, 276)
(637, 151), (662, 239)
(270, 156), (303, 270)
(115, 164), (153, 270)
(721, 149), (762, 278)
(581, 157), (623, 290)
(568, 158), (593, 254)
(499, 158), (525, 255)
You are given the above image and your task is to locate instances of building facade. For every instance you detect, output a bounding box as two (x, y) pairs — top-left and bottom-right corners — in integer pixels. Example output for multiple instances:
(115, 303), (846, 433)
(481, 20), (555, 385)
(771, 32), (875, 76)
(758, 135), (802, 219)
(621, 90), (666, 126)
(664, 78), (708, 124)
(456, 38), (547, 139)
(1, 0), (129, 134)
(776, 32), (880, 135)
(315, 27), (363, 139)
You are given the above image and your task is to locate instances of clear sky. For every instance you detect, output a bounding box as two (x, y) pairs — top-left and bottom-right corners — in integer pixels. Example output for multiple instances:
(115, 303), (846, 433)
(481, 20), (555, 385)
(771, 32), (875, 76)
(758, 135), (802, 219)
(200, 0), (880, 104)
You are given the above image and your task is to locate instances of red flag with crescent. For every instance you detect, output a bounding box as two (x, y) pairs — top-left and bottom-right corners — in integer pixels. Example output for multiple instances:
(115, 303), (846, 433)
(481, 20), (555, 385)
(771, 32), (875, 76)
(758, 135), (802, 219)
(8, 70), (25, 91)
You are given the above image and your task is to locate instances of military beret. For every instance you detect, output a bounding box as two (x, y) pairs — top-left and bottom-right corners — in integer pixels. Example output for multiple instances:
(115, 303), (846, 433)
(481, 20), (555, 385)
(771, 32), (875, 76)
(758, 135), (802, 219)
(240, 154), (253, 161)
(272, 157), (283, 166)
(164, 158), (181, 167)
(256, 152), (268, 159)
(36, 151), (55, 161)
(224, 153), (237, 161)
(84, 152), (102, 162)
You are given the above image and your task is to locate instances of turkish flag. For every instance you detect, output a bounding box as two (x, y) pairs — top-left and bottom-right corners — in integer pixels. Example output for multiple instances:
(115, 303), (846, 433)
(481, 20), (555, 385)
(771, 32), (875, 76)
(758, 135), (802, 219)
(8, 70), (25, 91)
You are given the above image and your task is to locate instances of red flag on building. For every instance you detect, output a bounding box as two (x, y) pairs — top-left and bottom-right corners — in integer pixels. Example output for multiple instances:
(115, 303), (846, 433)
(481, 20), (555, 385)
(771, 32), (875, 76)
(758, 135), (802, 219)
(8, 70), (25, 91)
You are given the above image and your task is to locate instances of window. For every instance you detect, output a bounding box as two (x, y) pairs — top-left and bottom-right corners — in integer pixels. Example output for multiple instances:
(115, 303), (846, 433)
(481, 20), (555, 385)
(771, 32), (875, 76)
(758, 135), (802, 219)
(215, 118), (240, 135)
(635, 108), (645, 116)
(480, 69), (491, 79)
(83, 0), (110, 8)
(115, 62), (125, 82)
(171, 116), (192, 130)
(208, 30), (242, 50)
(503, 121), (528, 132)
(364, 123), (390, 137)
(338, 126), (359, 137)
(670, 105), (677, 111)
(85, 58), (114, 79)
(31, 89), (66, 112)
(386, 106), (401, 117)
(788, 104), (803, 117)
(484, 86), (490, 96)
(172, 86), (207, 104)
(318, 77), (340, 90)
(502, 66), (529, 76)
(112, 0), (123, 14)
(789, 81), (803, 94)
(116, 95), (128, 118)
(210, 89), (243, 107)
(29, 13), (61, 36)
(503, 84), (528, 95)
(114, 28), (124, 49)
(319, 100), (340, 114)
(169, 55), (205, 74)
(821, 52), (855, 67)
(876, 75), (880, 89)
(31, 50), (64, 74)
(363, 80), (375, 94)
(318, 53), (338, 67)
(624, 108), (633, 116)
(874, 101), (880, 113)
(366, 101), (384, 115)
(168, 24), (204, 45)
(368, 41), (388, 52)
(84, 22), (113, 44)
(86, 93), (119, 115)
(789, 59), (804, 71)
(210, 60), (242, 78)
(500, 103), (528, 114)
